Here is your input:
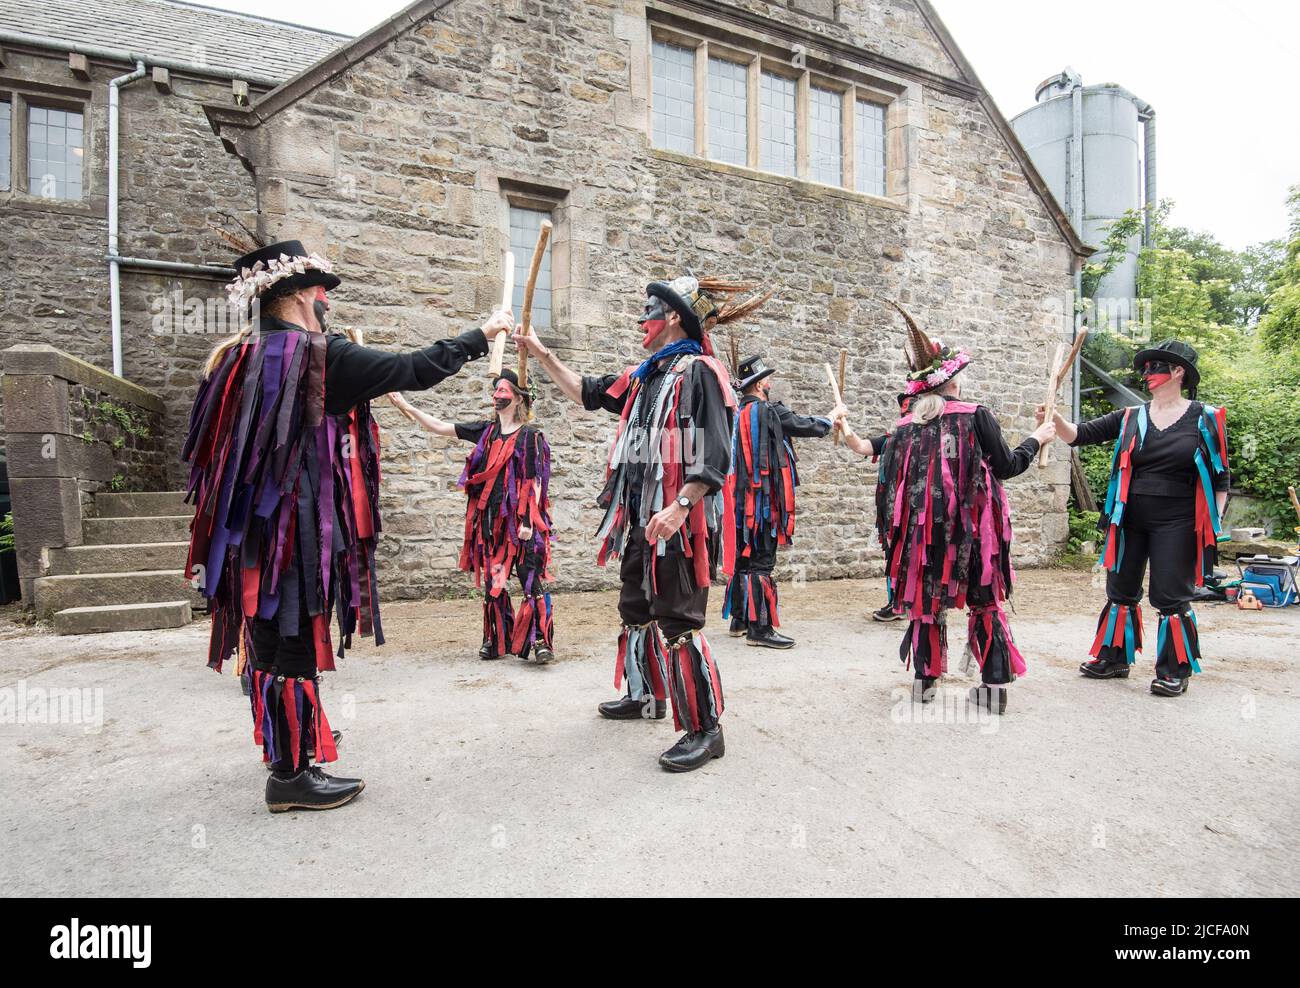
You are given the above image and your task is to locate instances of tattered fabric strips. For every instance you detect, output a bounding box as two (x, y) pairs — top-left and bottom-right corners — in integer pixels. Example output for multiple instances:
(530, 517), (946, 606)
(666, 632), (724, 733)
(183, 328), (384, 674)
(246, 668), (338, 767)
(1089, 601), (1144, 665)
(510, 592), (554, 659)
(1156, 609), (1202, 674)
(962, 604), (1026, 684)
(732, 399), (799, 555)
(722, 572), (781, 628)
(614, 623), (668, 702)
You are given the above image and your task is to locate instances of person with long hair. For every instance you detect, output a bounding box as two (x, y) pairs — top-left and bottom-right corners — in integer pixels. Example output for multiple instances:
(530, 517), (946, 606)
(837, 302), (1055, 713)
(185, 237), (512, 812)
(1042, 340), (1229, 697)
(388, 369), (555, 664)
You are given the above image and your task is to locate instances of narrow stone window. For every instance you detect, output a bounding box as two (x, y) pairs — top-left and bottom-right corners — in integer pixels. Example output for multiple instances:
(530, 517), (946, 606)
(809, 86), (842, 187)
(0, 101), (11, 192)
(855, 99), (886, 197)
(509, 205), (553, 329)
(651, 40), (696, 155)
(759, 71), (797, 177)
(28, 105), (84, 200)
(707, 56), (748, 167)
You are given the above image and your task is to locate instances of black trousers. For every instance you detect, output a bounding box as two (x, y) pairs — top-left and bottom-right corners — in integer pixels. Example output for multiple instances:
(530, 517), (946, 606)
(1106, 492), (1197, 678)
(616, 526), (708, 640)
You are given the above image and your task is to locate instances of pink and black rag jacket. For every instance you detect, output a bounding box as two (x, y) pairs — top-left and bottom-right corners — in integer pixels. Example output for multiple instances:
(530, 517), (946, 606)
(874, 399), (1039, 683)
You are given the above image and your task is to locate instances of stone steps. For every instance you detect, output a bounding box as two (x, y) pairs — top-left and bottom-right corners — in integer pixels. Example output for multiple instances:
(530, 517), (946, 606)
(35, 569), (203, 616)
(54, 600), (193, 636)
(81, 514), (192, 545)
(94, 490), (191, 517)
(47, 541), (190, 576)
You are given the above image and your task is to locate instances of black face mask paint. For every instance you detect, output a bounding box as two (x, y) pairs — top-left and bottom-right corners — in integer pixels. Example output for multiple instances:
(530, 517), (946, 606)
(313, 298), (329, 333)
(493, 398), (511, 411)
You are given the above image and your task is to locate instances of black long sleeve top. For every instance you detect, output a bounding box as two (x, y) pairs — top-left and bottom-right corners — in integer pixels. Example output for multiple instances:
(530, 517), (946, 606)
(323, 328), (489, 416)
(770, 401), (833, 439)
(1069, 401), (1229, 496)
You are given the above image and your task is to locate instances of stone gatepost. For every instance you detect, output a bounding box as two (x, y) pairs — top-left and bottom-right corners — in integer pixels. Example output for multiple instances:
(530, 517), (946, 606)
(1, 344), (168, 603)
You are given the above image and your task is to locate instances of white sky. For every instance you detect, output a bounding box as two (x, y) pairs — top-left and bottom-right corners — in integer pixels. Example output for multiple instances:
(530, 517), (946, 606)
(201, 0), (1298, 250)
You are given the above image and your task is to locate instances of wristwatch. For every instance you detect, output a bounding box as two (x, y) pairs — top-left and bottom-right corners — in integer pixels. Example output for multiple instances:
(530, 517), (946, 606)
(675, 495), (692, 510)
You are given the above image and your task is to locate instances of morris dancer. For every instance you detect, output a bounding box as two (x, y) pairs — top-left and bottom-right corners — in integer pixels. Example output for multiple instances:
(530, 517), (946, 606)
(185, 236), (512, 812)
(387, 369), (555, 664)
(515, 275), (771, 772)
(838, 302), (1055, 713)
(723, 355), (844, 648)
(1043, 340), (1229, 697)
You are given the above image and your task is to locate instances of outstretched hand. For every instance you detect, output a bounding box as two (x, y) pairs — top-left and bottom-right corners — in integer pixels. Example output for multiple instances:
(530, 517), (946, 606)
(481, 308), (515, 340)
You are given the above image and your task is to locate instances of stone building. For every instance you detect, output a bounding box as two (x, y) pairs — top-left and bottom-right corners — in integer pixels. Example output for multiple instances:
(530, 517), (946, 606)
(1, 0), (1089, 609)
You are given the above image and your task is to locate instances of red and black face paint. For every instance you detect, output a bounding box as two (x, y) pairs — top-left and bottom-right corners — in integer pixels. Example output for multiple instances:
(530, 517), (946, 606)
(1142, 360), (1173, 391)
(312, 286), (330, 332)
(638, 295), (668, 349)
(492, 379), (515, 411)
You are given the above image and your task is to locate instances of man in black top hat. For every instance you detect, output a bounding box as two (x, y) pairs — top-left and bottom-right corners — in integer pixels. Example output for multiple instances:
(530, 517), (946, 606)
(186, 238), (513, 812)
(725, 355), (845, 648)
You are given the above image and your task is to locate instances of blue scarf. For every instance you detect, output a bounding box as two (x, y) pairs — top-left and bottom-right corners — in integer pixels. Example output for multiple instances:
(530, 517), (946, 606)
(631, 338), (702, 383)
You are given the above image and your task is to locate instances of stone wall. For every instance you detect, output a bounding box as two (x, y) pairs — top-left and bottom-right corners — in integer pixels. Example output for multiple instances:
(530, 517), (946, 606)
(0, 344), (167, 600)
(0, 46), (266, 486)
(211, 0), (1078, 600)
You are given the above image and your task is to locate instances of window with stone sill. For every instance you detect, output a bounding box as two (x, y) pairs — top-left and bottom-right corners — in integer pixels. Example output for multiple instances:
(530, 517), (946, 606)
(648, 29), (891, 199)
(28, 104), (84, 200)
(509, 205), (553, 330)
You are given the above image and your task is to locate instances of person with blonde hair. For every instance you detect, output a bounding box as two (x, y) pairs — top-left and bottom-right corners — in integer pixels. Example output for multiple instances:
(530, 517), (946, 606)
(184, 237), (512, 812)
(837, 302), (1055, 714)
(388, 368), (555, 664)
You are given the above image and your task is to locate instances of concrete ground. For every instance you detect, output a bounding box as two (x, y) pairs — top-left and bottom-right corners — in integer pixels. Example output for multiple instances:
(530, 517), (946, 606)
(2, 569), (1298, 897)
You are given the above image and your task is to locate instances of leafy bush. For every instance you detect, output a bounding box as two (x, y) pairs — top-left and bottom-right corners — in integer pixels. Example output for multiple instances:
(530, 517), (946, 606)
(1067, 506), (1101, 554)
(0, 513), (14, 554)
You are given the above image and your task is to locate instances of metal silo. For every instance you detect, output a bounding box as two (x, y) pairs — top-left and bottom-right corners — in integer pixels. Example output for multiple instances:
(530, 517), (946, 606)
(1011, 69), (1156, 324)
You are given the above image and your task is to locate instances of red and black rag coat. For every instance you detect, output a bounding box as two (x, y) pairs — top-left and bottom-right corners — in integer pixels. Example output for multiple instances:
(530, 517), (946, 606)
(183, 318), (489, 672)
(455, 420), (553, 597)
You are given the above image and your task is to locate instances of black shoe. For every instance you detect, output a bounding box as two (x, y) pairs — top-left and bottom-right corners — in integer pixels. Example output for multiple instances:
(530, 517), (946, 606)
(265, 730), (343, 770)
(1079, 657), (1130, 679)
(728, 618), (746, 638)
(265, 766), (365, 813)
(532, 646), (554, 665)
(598, 696), (666, 720)
(659, 727), (725, 772)
(872, 605), (901, 622)
(478, 641), (500, 661)
(969, 684), (1009, 714)
(1150, 676), (1189, 697)
(746, 626), (795, 649)
(912, 676), (939, 703)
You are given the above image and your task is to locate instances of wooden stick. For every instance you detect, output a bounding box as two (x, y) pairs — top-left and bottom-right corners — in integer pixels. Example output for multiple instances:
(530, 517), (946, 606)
(517, 222), (552, 389)
(1054, 327), (1089, 389)
(488, 250), (515, 376)
(1288, 485), (1300, 524)
(825, 362), (843, 408)
(1038, 341), (1066, 468)
(834, 349), (847, 445)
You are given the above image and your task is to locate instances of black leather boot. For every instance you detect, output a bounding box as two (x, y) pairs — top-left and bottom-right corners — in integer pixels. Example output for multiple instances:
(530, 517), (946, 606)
(912, 676), (939, 703)
(872, 605), (901, 622)
(746, 625), (794, 649)
(729, 617), (747, 638)
(969, 684), (1009, 714)
(533, 646), (554, 664)
(659, 727), (725, 772)
(1080, 657), (1130, 679)
(478, 640), (500, 660)
(1150, 675), (1188, 697)
(265, 766), (365, 812)
(597, 696), (666, 720)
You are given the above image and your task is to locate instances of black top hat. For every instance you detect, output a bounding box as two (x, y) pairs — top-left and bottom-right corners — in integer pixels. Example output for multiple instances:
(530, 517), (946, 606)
(1133, 339), (1200, 396)
(646, 275), (718, 340)
(231, 239), (340, 298)
(737, 355), (776, 391)
(494, 368), (520, 388)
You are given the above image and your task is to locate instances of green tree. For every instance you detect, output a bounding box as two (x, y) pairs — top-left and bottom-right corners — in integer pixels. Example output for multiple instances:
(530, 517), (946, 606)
(1258, 185), (1300, 360)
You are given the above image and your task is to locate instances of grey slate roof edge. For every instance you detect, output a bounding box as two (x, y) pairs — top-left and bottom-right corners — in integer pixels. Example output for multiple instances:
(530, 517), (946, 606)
(202, 0), (455, 136)
(912, 0), (1094, 259)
